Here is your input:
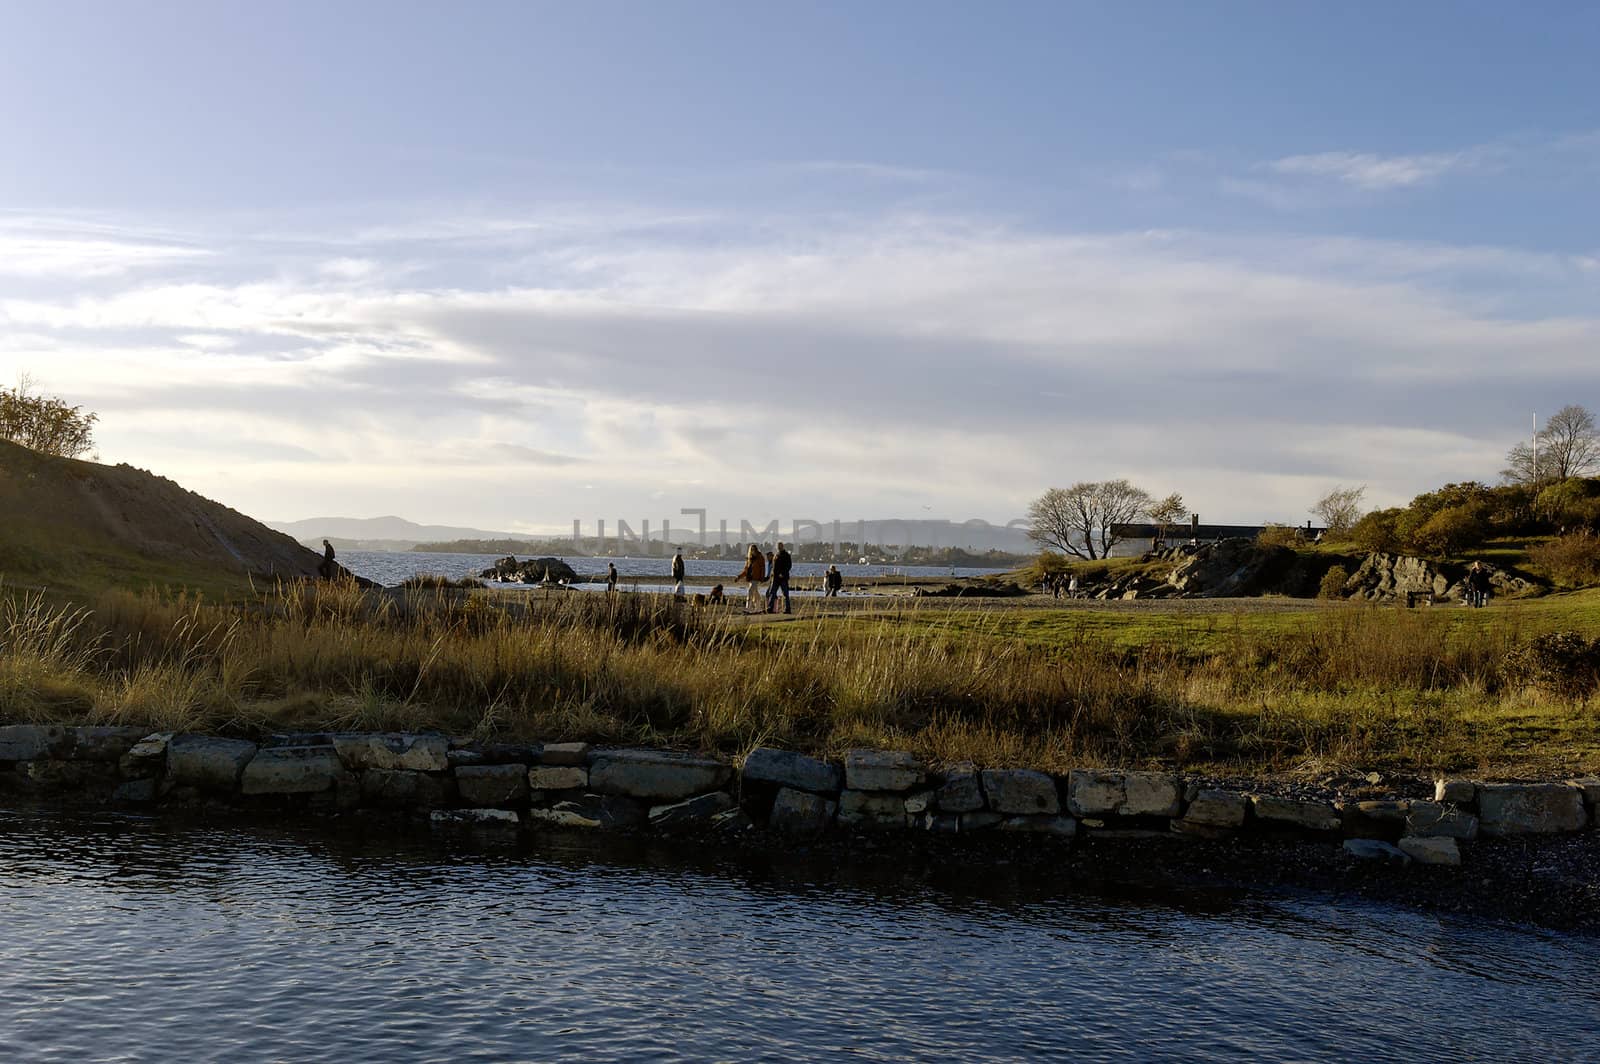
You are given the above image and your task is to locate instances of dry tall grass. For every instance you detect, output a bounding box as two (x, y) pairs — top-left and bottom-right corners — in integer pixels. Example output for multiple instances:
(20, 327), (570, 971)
(1, 581), (1595, 776)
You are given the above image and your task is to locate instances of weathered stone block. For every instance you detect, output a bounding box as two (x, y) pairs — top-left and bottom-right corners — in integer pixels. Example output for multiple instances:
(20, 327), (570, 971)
(1434, 778), (1477, 804)
(1567, 777), (1600, 805)
(1182, 789), (1248, 828)
(1067, 770), (1124, 817)
(538, 742), (591, 766)
(1169, 819), (1231, 840)
(649, 791), (735, 827)
(528, 765), (588, 791)
(112, 778), (158, 804)
(1000, 815), (1077, 837)
(1250, 795), (1340, 832)
(742, 748), (841, 794)
(1120, 773), (1181, 818)
(431, 808), (520, 829)
(769, 787), (836, 836)
(981, 769), (1060, 815)
(589, 749), (733, 801)
(1478, 783), (1587, 835)
(332, 733), (449, 773)
(934, 762), (984, 813)
(843, 749), (925, 792)
(241, 746), (344, 795)
(361, 768), (448, 807)
(527, 794), (644, 830)
(1398, 836), (1461, 866)
(961, 811), (1004, 832)
(69, 726), (148, 761)
(22, 759), (99, 787)
(916, 812), (961, 833)
(0, 725), (72, 761)
(119, 733), (173, 779)
(838, 789), (909, 828)
(1353, 799), (1411, 822)
(1404, 801), (1478, 840)
(455, 763), (530, 807)
(167, 735), (257, 791)
(1344, 838), (1411, 864)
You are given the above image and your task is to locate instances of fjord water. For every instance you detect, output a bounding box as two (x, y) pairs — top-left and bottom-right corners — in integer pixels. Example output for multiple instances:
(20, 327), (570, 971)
(2, 808), (1595, 1062)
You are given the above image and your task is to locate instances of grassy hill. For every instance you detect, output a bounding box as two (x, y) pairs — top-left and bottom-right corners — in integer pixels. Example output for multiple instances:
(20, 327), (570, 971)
(0, 440), (331, 599)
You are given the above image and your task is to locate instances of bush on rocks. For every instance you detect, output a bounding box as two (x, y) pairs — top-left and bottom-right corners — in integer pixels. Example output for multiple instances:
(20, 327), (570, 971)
(1318, 564), (1349, 600)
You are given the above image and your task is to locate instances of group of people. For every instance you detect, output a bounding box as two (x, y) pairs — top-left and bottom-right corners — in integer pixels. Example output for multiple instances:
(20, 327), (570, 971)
(1040, 571), (1079, 599)
(598, 546), (847, 614)
(737, 542), (796, 613)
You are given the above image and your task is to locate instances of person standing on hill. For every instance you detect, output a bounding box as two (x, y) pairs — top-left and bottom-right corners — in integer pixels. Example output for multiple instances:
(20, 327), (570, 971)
(767, 541), (793, 614)
(319, 539), (337, 580)
(671, 550), (686, 595)
(737, 544), (766, 613)
(1467, 561), (1492, 607)
(606, 561), (619, 594)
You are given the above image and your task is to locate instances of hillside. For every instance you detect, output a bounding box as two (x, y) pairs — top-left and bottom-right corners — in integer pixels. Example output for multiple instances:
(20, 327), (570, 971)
(0, 440), (338, 597)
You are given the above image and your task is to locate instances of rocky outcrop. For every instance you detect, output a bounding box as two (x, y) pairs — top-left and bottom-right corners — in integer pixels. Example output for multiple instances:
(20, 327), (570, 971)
(1341, 553), (1538, 603)
(478, 556), (580, 584)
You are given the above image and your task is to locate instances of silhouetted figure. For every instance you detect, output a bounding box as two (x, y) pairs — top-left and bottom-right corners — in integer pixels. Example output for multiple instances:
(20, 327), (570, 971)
(824, 564), (843, 597)
(671, 551), (686, 595)
(767, 541), (792, 614)
(319, 539), (337, 580)
(606, 562), (619, 593)
(708, 583), (725, 605)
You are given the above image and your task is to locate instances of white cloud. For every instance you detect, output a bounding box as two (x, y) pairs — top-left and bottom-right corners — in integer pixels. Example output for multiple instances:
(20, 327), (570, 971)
(1269, 150), (1471, 189)
(2, 208), (1595, 527)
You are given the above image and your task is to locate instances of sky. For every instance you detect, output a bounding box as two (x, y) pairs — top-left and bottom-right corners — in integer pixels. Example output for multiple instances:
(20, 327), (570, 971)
(2, 2), (1597, 535)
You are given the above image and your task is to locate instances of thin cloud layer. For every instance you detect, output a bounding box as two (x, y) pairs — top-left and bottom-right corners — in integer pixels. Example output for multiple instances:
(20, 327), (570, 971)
(2, 207), (1593, 532)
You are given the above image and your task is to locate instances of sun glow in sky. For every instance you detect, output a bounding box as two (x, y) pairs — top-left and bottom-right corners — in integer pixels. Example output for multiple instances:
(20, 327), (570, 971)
(2, 2), (1597, 532)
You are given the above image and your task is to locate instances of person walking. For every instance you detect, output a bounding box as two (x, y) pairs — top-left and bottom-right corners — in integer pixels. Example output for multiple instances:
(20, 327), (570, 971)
(767, 541), (793, 614)
(606, 561), (619, 594)
(737, 544), (766, 613)
(1068, 572), (1079, 599)
(1467, 561), (1492, 607)
(671, 550), (686, 596)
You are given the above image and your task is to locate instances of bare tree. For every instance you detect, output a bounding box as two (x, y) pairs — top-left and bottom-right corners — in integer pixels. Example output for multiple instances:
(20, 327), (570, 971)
(1146, 492), (1187, 547)
(1503, 405), (1600, 486)
(1027, 480), (1154, 560)
(0, 375), (98, 459)
(1311, 484), (1366, 535)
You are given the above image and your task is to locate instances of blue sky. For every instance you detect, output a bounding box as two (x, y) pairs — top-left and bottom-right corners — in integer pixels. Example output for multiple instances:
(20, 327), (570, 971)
(1, 3), (1596, 533)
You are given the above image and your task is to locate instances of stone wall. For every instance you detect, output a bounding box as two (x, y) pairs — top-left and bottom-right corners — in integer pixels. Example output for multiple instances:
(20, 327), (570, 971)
(1, 725), (1595, 868)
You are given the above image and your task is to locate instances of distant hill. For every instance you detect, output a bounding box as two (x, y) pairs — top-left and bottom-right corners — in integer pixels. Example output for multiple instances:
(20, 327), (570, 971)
(268, 515), (537, 548)
(0, 440), (338, 597)
(271, 515), (1037, 554)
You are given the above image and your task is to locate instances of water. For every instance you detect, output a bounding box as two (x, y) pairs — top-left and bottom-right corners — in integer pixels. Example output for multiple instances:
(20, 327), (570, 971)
(338, 549), (1012, 588)
(2, 806), (1596, 1062)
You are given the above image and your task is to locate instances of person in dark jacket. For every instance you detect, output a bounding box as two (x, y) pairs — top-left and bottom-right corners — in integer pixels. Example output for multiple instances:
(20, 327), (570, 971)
(606, 562), (619, 593)
(823, 564), (843, 597)
(319, 539), (337, 580)
(671, 551), (686, 595)
(766, 541), (793, 614)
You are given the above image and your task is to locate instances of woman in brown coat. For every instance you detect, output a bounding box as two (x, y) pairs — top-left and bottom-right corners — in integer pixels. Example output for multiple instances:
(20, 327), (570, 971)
(737, 544), (767, 613)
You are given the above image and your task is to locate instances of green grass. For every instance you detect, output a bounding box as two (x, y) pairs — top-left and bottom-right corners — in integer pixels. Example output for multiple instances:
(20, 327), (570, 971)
(3, 581), (1598, 779)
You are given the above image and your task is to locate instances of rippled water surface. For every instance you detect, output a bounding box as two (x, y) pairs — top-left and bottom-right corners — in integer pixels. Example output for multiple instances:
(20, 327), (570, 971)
(2, 807), (1596, 1062)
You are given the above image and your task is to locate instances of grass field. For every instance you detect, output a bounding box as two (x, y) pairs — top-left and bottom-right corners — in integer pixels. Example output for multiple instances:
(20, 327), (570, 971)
(2, 579), (1597, 779)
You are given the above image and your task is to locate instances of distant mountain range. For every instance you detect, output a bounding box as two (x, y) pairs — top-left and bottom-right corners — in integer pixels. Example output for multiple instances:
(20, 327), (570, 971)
(268, 515), (1036, 553)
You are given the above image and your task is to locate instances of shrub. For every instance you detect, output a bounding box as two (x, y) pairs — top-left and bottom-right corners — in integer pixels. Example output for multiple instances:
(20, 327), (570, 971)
(1408, 504), (1488, 557)
(1318, 565), (1349, 600)
(1503, 631), (1600, 699)
(1255, 524), (1304, 548)
(1350, 509), (1402, 553)
(1528, 532), (1600, 587)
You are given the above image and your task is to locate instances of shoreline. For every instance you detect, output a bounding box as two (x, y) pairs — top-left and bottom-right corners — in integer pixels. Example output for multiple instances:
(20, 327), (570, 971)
(3, 724), (1595, 934)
